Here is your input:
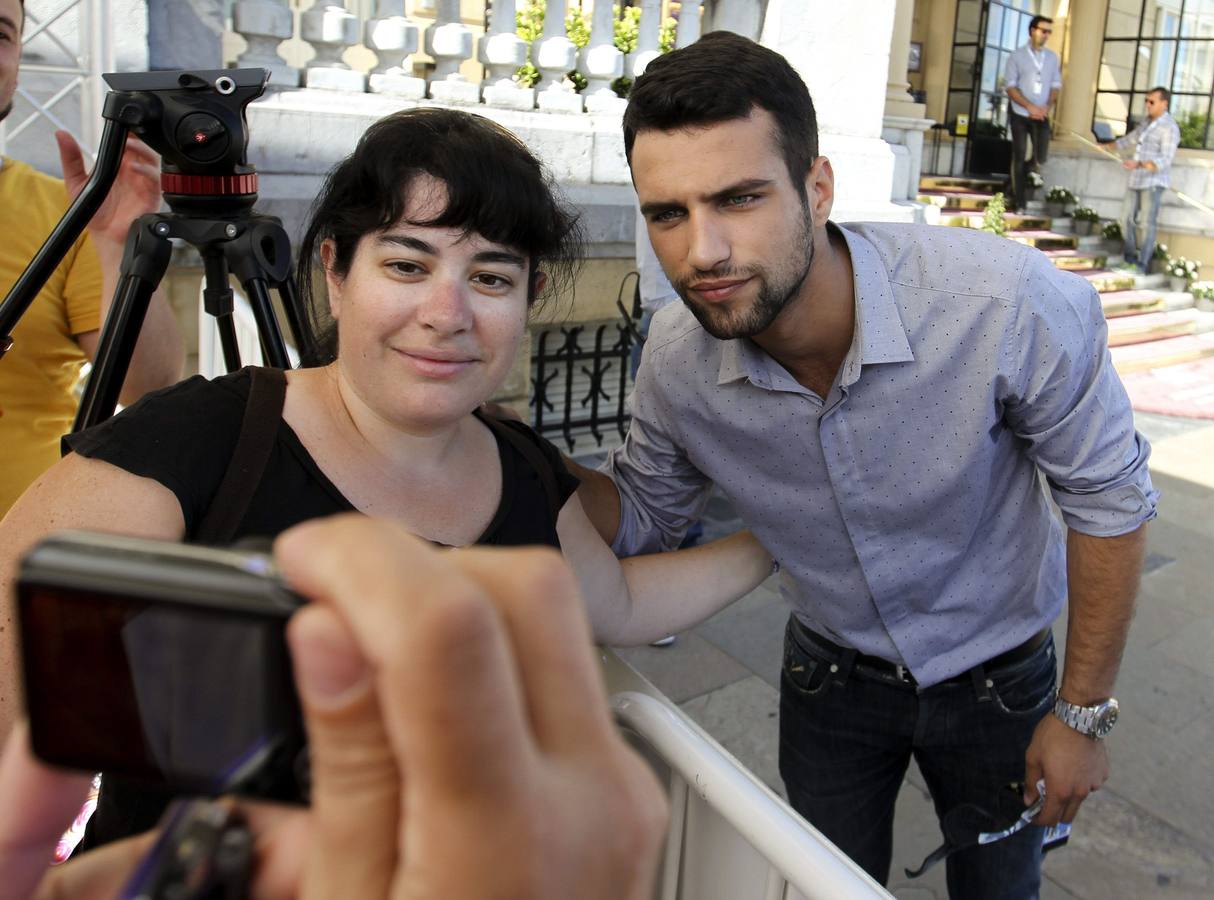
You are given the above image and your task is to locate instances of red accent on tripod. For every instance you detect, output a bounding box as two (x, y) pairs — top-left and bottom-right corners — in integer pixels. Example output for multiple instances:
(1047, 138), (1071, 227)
(161, 173), (258, 196)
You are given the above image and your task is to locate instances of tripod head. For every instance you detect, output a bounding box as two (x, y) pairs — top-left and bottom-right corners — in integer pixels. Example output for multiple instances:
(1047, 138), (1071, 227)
(102, 69), (267, 216)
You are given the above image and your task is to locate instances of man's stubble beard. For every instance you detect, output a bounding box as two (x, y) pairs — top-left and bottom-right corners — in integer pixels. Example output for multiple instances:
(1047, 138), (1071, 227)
(673, 201), (816, 341)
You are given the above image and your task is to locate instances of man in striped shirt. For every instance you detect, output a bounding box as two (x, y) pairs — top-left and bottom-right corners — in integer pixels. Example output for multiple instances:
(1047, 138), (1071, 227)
(1102, 86), (1182, 274)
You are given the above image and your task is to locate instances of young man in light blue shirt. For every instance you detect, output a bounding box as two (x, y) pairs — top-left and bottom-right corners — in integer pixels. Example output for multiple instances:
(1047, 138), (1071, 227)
(573, 32), (1155, 899)
(1004, 15), (1062, 211)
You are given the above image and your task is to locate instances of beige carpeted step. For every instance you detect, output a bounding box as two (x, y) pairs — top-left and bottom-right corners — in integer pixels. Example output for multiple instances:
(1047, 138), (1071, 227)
(1047, 249), (1109, 270)
(1009, 230), (1080, 251)
(1107, 309), (1206, 346)
(1100, 290), (1167, 317)
(1111, 331), (1214, 374)
(935, 210), (1051, 230)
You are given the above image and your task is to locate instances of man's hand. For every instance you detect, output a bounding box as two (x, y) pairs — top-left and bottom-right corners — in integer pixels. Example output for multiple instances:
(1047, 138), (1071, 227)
(1023, 707), (1110, 825)
(55, 130), (161, 253)
(1123, 159), (1138, 170)
(1028, 103), (1048, 121)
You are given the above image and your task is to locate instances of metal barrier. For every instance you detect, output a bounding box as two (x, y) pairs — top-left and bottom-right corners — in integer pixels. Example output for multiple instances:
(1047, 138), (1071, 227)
(530, 313), (635, 454)
(604, 650), (892, 900)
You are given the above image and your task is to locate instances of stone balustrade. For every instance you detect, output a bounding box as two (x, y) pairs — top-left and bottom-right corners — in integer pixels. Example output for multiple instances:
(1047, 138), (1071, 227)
(226, 0), (691, 113)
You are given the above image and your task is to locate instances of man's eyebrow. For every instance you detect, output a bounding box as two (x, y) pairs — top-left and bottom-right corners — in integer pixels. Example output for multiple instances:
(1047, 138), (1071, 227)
(640, 178), (775, 218)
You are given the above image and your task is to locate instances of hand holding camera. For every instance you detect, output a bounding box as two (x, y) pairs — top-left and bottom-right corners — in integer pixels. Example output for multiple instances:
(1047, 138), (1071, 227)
(3, 515), (667, 899)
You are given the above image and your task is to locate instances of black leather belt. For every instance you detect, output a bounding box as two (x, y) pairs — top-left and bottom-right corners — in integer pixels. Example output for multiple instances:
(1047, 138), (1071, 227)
(790, 617), (1051, 686)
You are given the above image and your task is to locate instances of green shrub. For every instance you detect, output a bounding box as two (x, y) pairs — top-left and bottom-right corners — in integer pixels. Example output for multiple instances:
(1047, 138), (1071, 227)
(981, 192), (1009, 237)
(1071, 206), (1100, 222)
(1102, 220), (1123, 241)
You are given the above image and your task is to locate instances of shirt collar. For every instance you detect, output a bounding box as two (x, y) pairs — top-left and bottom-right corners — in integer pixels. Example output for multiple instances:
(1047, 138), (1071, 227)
(717, 222), (915, 390)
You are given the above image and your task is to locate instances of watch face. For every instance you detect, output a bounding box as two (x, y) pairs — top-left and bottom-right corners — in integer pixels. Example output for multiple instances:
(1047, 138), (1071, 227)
(1093, 700), (1120, 738)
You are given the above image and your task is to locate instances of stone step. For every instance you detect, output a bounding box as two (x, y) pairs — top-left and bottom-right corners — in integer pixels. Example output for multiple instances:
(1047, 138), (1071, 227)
(1075, 269), (1138, 292)
(1106, 308), (1213, 347)
(916, 191), (992, 211)
(1111, 330), (1214, 374)
(1047, 249), (1109, 271)
(935, 209), (1050, 230)
(1009, 230), (1080, 252)
(1100, 290), (1168, 317)
(919, 175), (1005, 194)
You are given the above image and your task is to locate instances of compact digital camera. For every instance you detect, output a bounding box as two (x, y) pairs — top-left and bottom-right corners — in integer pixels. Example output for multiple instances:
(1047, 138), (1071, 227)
(17, 531), (310, 804)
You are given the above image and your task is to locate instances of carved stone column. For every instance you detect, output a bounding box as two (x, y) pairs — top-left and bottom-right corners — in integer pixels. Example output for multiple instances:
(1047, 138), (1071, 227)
(533, 0), (583, 113)
(301, 3), (364, 92)
(479, 0), (534, 110)
(675, 0), (704, 48)
(629, 0), (662, 79)
(425, 0), (479, 104)
(365, 0), (425, 98)
(580, 0), (625, 113)
(885, 0), (925, 118)
(232, 0), (298, 87)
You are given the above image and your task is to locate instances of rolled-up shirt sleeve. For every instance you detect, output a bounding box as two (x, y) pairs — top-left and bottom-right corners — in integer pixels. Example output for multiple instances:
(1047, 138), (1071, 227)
(603, 340), (712, 556)
(998, 253), (1158, 536)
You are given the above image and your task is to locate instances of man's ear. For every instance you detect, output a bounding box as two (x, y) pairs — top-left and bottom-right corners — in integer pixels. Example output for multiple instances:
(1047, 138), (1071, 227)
(805, 157), (836, 226)
(320, 240), (343, 321)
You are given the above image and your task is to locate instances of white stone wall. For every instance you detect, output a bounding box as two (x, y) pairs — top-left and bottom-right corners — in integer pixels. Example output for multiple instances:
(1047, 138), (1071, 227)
(1040, 148), (1214, 238)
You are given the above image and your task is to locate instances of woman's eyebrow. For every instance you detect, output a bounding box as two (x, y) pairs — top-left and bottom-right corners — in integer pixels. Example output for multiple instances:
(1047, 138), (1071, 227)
(472, 250), (526, 269)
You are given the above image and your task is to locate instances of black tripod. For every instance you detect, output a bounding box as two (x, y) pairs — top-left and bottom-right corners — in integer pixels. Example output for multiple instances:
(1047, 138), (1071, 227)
(0, 68), (307, 432)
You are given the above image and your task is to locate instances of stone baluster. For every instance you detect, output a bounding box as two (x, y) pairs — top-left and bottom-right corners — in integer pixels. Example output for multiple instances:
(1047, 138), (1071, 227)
(232, 0), (299, 87)
(630, 0), (663, 79)
(675, 0), (704, 48)
(533, 0), (582, 113)
(580, 0), (625, 113)
(479, 0), (533, 109)
(365, 0), (426, 98)
(301, 3), (364, 91)
(425, 0), (479, 104)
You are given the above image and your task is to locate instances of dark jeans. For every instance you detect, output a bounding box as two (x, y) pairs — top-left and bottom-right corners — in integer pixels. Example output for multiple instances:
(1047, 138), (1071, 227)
(778, 616), (1057, 899)
(1009, 112), (1052, 210)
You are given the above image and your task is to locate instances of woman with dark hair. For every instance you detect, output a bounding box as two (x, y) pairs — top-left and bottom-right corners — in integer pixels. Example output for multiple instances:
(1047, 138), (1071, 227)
(0, 108), (772, 845)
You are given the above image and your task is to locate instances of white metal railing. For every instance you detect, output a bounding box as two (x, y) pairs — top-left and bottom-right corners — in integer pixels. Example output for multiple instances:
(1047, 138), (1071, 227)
(0, 0), (112, 161)
(227, 0), (707, 114)
(612, 691), (892, 900)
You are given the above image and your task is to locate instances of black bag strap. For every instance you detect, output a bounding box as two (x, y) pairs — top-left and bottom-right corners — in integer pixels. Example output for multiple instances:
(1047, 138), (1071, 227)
(479, 414), (563, 523)
(195, 367), (288, 544)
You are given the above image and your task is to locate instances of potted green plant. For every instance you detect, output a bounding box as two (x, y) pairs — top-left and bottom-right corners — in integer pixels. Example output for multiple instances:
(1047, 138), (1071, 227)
(1189, 280), (1214, 312)
(1151, 243), (1170, 275)
(1044, 186), (1077, 218)
(1165, 255), (1199, 292)
(1101, 220), (1123, 244)
(1070, 206), (1100, 236)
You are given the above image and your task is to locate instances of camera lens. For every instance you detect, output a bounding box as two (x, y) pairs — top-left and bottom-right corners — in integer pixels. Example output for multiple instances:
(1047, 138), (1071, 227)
(215, 75), (236, 95)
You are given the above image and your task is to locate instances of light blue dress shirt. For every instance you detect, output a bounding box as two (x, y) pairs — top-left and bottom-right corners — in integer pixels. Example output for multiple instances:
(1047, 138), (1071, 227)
(1004, 44), (1062, 117)
(606, 222), (1158, 687)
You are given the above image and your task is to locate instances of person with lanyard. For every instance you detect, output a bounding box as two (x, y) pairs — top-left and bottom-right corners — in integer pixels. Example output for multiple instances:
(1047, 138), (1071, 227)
(1100, 86), (1182, 275)
(1004, 15), (1062, 212)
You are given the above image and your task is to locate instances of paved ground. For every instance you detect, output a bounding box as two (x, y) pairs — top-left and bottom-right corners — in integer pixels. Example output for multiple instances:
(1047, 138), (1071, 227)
(599, 411), (1214, 900)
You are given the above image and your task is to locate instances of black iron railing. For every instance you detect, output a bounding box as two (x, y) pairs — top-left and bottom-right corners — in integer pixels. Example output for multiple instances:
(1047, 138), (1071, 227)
(530, 314), (635, 454)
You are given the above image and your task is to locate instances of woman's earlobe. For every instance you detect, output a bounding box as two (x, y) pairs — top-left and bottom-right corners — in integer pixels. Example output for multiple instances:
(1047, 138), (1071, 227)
(532, 271), (549, 297)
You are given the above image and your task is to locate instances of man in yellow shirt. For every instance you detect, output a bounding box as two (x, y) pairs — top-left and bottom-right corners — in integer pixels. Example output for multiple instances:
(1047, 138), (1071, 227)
(0, 0), (182, 514)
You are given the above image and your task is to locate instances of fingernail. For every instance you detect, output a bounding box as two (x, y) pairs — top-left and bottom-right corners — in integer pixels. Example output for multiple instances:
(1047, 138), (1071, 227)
(291, 609), (370, 707)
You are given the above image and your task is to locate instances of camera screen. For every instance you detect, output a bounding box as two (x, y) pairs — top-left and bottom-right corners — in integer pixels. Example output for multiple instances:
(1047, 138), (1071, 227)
(21, 585), (307, 802)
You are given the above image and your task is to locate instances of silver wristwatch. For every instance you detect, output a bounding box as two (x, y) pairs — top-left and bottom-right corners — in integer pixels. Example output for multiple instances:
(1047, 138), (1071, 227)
(1053, 696), (1120, 740)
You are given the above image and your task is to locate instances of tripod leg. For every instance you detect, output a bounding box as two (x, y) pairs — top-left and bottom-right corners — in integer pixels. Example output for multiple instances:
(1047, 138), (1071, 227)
(215, 313), (243, 373)
(243, 278), (290, 369)
(73, 274), (158, 431)
(276, 276), (308, 365)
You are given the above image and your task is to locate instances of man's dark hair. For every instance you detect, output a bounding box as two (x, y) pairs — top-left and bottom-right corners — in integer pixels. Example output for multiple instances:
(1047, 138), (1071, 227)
(1149, 86), (1171, 106)
(1029, 15), (1052, 32)
(623, 32), (818, 197)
